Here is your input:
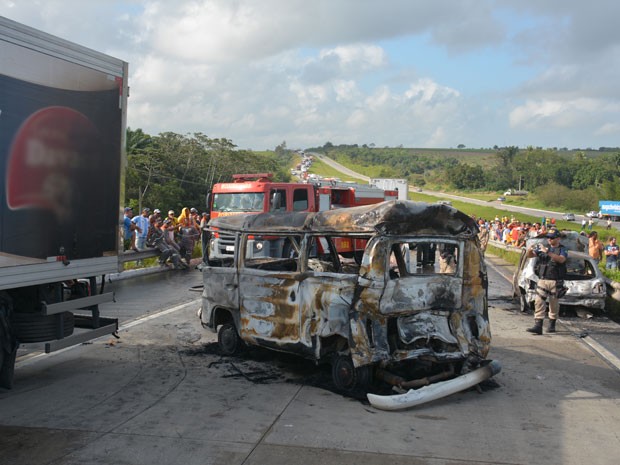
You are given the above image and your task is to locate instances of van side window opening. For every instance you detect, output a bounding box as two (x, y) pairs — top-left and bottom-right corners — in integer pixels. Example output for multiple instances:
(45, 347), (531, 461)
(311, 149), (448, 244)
(292, 188), (309, 211)
(389, 239), (460, 278)
(243, 234), (300, 272)
(307, 236), (341, 273)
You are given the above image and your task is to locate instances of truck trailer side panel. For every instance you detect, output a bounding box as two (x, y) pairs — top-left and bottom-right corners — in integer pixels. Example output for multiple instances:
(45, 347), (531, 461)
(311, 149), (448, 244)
(0, 15), (127, 278)
(0, 16), (127, 388)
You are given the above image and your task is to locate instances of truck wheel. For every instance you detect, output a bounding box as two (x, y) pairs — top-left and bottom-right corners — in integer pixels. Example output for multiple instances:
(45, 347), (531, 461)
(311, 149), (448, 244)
(218, 323), (242, 355)
(0, 345), (17, 389)
(331, 354), (372, 392)
(12, 312), (75, 343)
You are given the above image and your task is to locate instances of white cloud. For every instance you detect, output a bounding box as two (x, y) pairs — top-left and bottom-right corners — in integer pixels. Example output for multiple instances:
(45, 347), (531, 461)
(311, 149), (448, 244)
(595, 123), (620, 136)
(2, 0), (620, 148)
(404, 79), (460, 104)
(510, 98), (620, 129)
(319, 44), (387, 71)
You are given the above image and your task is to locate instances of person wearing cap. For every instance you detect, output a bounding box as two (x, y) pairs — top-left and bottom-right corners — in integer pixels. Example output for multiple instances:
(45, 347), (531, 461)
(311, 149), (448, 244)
(525, 228), (568, 335)
(189, 207), (200, 225)
(132, 207), (151, 250)
(122, 207), (139, 251)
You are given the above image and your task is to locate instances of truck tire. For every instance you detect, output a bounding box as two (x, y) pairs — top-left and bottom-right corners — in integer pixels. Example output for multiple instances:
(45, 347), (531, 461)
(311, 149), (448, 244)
(0, 345), (17, 389)
(12, 312), (75, 343)
(0, 292), (18, 389)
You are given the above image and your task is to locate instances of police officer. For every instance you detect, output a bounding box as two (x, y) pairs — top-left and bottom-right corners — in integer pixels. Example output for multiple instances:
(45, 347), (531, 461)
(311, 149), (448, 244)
(526, 228), (568, 335)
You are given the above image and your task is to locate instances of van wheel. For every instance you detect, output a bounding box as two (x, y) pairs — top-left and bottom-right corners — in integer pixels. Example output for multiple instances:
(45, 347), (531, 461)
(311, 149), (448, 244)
(218, 323), (242, 355)
(331, 354), (372, 391)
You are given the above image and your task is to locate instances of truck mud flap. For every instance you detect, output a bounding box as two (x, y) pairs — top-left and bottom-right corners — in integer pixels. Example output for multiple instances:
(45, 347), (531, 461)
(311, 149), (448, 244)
(367, 360), (502, 411)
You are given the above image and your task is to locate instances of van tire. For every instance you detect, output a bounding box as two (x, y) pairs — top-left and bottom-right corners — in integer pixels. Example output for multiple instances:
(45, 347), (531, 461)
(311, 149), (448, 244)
(218, 323), (242, 355)
(12, 312), (75, 343)
(332, 354), (371, 392)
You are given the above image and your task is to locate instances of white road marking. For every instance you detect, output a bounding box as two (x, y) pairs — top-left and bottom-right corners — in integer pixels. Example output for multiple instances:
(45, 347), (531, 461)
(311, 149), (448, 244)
(15, 300), (199, 368)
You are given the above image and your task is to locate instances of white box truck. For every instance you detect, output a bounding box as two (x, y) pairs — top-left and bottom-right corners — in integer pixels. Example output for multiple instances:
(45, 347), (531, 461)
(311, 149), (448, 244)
(0, 16), (128, 388)
(369, 178), (409, 200)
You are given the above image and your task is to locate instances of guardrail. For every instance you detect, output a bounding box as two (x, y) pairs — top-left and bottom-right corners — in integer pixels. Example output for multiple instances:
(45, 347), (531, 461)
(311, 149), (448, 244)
(488, 239), (523, 252)
(119, 248), (161, 264)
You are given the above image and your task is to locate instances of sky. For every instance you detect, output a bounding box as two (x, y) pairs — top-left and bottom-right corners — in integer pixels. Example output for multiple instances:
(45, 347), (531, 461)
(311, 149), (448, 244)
(2, 0), (620, 151)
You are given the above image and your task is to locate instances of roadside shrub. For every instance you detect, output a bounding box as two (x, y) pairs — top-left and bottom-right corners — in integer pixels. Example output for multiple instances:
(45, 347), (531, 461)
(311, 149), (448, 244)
(536, 183), (598, 211)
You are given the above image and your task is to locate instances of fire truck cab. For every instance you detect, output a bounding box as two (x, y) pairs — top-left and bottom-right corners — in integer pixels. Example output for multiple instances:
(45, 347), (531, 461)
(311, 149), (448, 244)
(207, 173), (398, 262)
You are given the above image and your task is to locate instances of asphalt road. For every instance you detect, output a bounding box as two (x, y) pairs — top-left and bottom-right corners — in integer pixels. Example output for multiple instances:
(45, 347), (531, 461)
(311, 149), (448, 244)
(1, 258), (619, 465)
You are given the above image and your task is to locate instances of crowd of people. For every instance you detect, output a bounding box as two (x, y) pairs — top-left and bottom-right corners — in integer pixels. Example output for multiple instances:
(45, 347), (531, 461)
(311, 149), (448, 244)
(471, 210), (620, 336)
(474, 215), (556, 250)
(122, 206), (210, 269)
(121, 204), (619, 274)
(474, 214), (618, 270)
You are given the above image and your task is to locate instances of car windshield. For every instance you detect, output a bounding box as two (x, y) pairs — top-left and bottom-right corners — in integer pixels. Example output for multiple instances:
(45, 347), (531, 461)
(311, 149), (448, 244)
(212, 193), (265, 212)
(565, 256), (596, 279)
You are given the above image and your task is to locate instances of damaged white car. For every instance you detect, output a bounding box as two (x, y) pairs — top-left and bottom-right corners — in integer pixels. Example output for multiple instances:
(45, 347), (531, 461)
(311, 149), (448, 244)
(513, 232), (607, 313)
(199, 200), (500, 409)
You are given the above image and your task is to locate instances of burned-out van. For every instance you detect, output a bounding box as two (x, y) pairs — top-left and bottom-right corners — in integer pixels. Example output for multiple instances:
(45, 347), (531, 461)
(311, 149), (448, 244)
(199, 200), (499, 409)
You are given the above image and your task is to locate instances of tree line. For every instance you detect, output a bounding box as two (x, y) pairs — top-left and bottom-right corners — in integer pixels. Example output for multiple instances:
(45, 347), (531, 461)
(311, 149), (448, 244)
(125, 131), (620, 213)
(448, 146), (620, 211)
(124, 129), (291, 213)
(308, 143), (620, 211)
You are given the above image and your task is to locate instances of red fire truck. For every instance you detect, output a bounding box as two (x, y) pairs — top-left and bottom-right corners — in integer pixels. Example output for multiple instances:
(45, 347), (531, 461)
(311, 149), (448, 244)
(207, 173), (398, 262)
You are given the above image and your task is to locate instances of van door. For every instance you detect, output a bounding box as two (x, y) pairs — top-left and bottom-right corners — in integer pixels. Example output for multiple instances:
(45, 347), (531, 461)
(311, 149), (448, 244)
(298, 236), (358, 359)
(201, 232), (239, 328)
(237, 234), (305, 352)
(379, 239), (464, 314)
(513, 248), (529, 297)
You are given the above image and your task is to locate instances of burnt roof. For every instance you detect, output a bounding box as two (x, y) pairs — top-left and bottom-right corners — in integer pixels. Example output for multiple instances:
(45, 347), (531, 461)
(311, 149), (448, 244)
(209, 200), (478, 237)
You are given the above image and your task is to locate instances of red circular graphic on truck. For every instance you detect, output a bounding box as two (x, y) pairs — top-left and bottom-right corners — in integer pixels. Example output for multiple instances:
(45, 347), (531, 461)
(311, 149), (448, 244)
(6, 106), (98, 222)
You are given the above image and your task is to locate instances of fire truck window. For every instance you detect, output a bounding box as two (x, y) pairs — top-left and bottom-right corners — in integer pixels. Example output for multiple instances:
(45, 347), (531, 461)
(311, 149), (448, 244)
(293, 188), (309, 211)
(331, 190), (343, 206)
(270, 189), (287, 212)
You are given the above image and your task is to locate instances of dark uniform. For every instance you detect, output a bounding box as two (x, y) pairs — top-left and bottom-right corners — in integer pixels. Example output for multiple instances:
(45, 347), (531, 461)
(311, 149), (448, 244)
(527, 228), (568, 334)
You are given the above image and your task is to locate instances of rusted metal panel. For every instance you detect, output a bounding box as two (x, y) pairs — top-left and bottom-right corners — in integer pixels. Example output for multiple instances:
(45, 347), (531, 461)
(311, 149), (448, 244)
(209, 200), (478, 237)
